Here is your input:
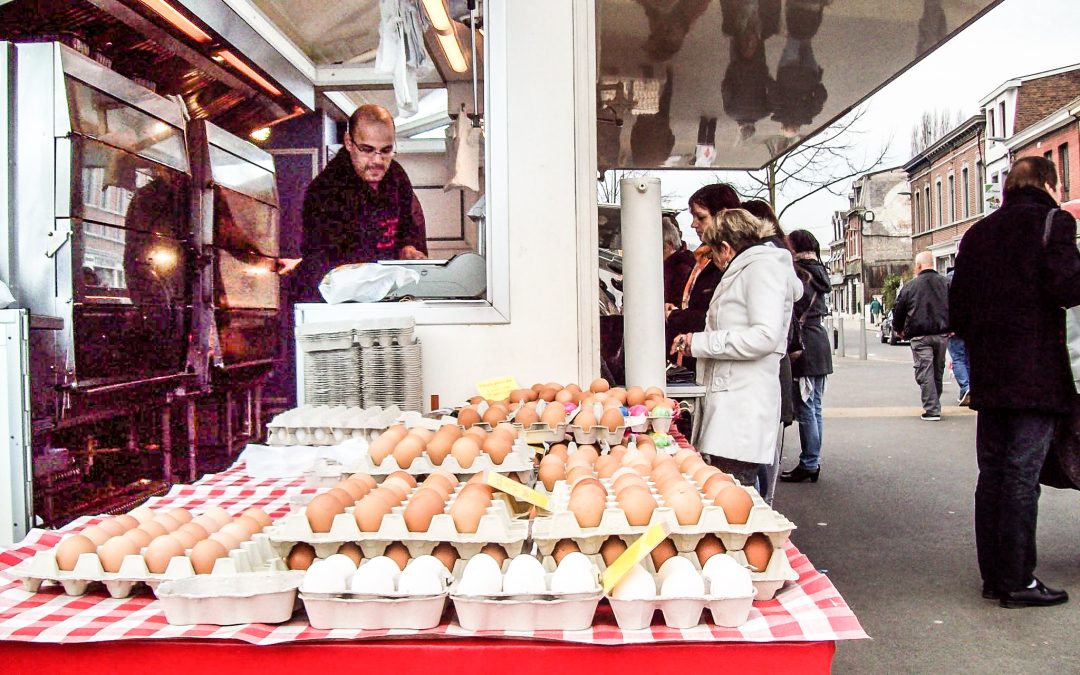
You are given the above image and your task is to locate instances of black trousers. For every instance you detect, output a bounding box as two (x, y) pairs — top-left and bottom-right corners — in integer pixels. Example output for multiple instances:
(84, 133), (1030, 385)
(975, 408), (1058, 592)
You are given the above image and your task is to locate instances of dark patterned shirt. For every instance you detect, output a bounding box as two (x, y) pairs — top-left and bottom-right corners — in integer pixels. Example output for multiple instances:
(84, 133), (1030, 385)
(297, 151), (427, 301)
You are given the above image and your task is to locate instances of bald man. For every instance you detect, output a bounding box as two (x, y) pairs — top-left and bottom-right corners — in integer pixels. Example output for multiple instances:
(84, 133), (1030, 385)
(892, 251), (951, 420)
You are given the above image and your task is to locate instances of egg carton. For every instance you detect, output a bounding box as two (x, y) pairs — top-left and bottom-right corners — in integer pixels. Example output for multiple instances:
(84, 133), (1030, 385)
(10, 532), (285, 598)
(647, 415), (674, 433)
(301, 591), (448, 630)
(344, 437), (536, 476)
(606, 588), (757, 630)
(155, 571), (304, 626)
(568, 424), (628, 446)
(531, 481), (796, 555)
(266, 491), (529, 561)
(266, 405), (403, 446)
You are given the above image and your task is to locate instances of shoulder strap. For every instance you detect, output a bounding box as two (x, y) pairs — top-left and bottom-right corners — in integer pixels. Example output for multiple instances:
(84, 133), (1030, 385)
(1043, 208), (1059, 248)
(798, 290), (818, 326)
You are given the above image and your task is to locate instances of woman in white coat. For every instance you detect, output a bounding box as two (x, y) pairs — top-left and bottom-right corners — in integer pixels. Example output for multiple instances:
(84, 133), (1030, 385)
(671, 208), (804, 486)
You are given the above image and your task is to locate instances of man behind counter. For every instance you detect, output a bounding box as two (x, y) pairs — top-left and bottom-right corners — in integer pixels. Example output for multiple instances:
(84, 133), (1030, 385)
(294, 104), (428, 301)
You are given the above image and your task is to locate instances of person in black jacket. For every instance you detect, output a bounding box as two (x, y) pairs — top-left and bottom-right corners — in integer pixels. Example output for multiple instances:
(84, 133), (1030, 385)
(949, 156), (1080, 608)
(893, 251), (950, 420)
(781, 229), (834, 483)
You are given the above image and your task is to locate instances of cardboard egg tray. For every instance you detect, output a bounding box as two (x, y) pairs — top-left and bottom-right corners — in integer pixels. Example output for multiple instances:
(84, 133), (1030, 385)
(606, 589), (757, 630)
(344, 437), (536, 477)
(531, 479), (796, 556)
(302, 591), (449, 630)
(10, 532), (285, 598)
(265, 487), (530, 561)
(155, 571), (305, 626)
(267, 405), (403, 446)
(567, 424), (628, 446)
(448, 557), (603, 632)
(467, 421), (569, 445)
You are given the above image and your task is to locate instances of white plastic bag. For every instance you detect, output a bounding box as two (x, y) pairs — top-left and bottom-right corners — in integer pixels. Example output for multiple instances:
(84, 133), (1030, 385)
(318, 263), (420, 304)
(0, 280), (13, 309)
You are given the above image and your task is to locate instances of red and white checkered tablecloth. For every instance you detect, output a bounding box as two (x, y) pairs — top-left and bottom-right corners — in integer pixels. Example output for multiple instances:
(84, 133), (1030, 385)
(0, 441), (868, 646)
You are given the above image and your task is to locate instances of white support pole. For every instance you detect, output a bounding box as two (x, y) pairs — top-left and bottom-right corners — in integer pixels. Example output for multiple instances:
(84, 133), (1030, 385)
(620, 177), (666, 389)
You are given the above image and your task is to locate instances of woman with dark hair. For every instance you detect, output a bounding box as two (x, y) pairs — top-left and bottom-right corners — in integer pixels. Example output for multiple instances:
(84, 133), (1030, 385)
(665, 183), (742, 371)
(781, 229), (834, 483)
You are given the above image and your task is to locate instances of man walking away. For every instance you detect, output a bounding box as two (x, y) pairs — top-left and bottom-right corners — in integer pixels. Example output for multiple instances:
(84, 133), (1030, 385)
(950, 156), (1080, 608)
(892, 251), (950, 420)
(870, 296), (882, 325)
(945, 265), (971, 405)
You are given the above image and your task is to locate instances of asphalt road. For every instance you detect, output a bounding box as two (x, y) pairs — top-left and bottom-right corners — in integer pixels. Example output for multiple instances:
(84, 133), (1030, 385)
(771, 329), (1080, 673)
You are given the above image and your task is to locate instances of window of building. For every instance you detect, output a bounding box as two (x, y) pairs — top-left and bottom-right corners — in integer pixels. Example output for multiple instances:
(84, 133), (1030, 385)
(998, 101), (1006, 137)
(976, 161), (985, 213)
(987, 108), (995, 140)
(961, 167), (970, 218)
(947, 174), (955, 223)
(914, 191), (921, 232)
(924, 185), (931, 229)
(936, 180), (943, 227)
(1060, 143), (1070, 200)
(1045, 150), (1053, 163)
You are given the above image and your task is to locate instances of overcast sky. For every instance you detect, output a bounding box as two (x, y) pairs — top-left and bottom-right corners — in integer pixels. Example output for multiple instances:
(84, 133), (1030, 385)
(653, 0), (1080, 249)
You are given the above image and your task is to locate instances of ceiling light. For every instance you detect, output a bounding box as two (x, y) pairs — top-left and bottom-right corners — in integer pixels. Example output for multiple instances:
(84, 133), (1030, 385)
(249, 127), (271, 142)
(421, 0), (452, 32)
(137, 0), (212, 43)
(436, 30), (467, 73)
(217, 50), (282, 97)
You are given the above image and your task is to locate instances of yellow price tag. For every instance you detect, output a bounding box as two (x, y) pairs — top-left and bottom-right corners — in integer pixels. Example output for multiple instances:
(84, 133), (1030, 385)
(476, 376), (519, 402)
(485, 471), (551, 511)
(601, 521), (672, 594)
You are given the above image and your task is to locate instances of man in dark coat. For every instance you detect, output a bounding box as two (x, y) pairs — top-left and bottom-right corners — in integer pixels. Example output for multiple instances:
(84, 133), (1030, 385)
(296, 104), (427, 302)
(950, 156), (1080, 608)
(893, 251), (951, 420)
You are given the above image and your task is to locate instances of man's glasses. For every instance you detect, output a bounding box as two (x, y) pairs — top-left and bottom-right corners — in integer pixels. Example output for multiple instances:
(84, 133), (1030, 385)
(352, 142), (395, 159)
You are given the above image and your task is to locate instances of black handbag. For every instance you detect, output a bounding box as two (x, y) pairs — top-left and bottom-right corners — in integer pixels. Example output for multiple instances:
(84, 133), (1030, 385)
(786, 289), (817, 361)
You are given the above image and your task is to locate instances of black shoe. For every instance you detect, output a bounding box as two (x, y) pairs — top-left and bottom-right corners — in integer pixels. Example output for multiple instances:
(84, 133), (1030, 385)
(779, 465), (820, 483)
(921, 413), (941, 421)
(982, 583), (1000, 600)
(999, 579), (1069, 608)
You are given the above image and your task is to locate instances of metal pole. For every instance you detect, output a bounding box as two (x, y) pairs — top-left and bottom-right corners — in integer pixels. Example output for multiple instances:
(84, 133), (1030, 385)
(620, 177), (666, 389)
(859, 313), (868, 360)
(837, 316), (846, 357)
(161, 404), (172, 484)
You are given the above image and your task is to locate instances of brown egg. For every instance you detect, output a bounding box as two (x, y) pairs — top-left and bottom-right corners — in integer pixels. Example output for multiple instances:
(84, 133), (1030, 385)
(664, 484), (704, 526)
(703, 472), (736, 499)
(79, 526), (111, 546)
(482, 434), (513, 465)
(469, 394), (487, 404)
(617, 485), (658, 526)
(449, 495), (488, 533)
(548, 443), (570, 461)
(692, 464), (718, 485)
(714, 485), (754, 525)
(113, 514), (139, 531)
(204, 507), (233, 527)
(98, 535), (139, 573)
(336, 479), (368, 502)
(384, 542), (411, 570)
(324, 487), (355, 510)
(179, 522), (210, 542)
(354, 494), (393, 532)
(565, 465), (593, 486)
(552, 538), (581, 564)
(165, 509), (193, 525)
(743, 533), (774, 572)
(210, 531), (241, 550)
(645, 386), (665, 400)
(554, 389), (575, 403)
(144, 535), (185, 574)
(306, 493), (344, 533)
(695, 534), (727, 566)
(570, 476), (607, 499)
(465, 425), (488, 442)
(97, 519), (126, 537)
(403, 488), (446, 532)
(625, 386), (645, 407)
(432, 542), (459, 571)
(514, 406), (540, 427)
(568, 489), (606, 528)
(457, 406), (482, 429)
(613, 473), (648, 495)
(538, 387), (559, 402)
(220, 522), (252, 543)
(600, 535), (629, 567)
(171, 530), (198, 550)
(368, 432), (397, 465)
(425, 434), (453, 465)
(459, 481), (494, 500)
(350, 473), (378, 491)
(122, 527), (153, 549)
(379, 479), (409, 503)
(482, 405), (508, 427)
(190, 539), (228, 574)
(420, 474), (452, 498)
(590, 378), (610, 393)
(649, 538), (678, 570)
(338, 542), (364, 566)
(128, 506), (156, 524)
(594, 455), (619, 479)
(575, 409), (598, 430)
(393, 435), (425, 470)
(55, 535), (97, 571)
(509, 389), (530, 404)
(409, 428), (436, 443)
(542, 403), (567, 427)
(286, 542), (316, 570)
(607, 387), (627, 405)
(138, 520), (168, 540)
(450, 436), (481, 469)
(600, 408), (623, 432)
(538, 456), (565, 491)
(682, 457), (708, 476)
(191, 515), (221, 534)
(481, 543), (508, 566)
(675, 449), (699, 471)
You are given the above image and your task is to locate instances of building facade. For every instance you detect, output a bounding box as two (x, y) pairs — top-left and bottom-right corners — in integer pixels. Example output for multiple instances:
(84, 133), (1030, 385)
(904, 115), (986, 271)
(828, 210), (846, 313)
(838, 169), (912, 314)
(1009, 96), (1080, 204)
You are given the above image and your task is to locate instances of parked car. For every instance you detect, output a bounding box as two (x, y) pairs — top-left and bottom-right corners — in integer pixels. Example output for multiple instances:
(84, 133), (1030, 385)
(878, 310), (908, 345)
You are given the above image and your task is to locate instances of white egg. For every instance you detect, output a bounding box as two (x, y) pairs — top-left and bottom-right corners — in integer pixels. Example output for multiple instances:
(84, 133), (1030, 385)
(301, 561), (348, 594)
(610, 564), (655, 600)
(549, 557), (597, 594)
(554, 551), (592, 573)
(361, 556), (403, 583)
(704, 561), (754, 598)
(656, 555), (696, 584)
(295, 429), (309, 444)
(323, 553), (359, 579)
(660, 568), (705, 598)
(502, 556), (547, 595)
(406, 555), (450, 578)
(350, 561), (397, 595)
(701, 552), (743, 578)
(397, 558), (451, 595)
(456, 553), (503, 595)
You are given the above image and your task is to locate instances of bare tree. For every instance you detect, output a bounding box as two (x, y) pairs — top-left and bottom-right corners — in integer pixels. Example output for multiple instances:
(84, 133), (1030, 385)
(734, 106), (892, 220)
(598, 169), (681, 207)
(910, 108), (966, 155)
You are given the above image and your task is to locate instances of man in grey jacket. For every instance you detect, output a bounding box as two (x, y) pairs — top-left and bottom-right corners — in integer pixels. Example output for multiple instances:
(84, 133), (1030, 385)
(893, 251), (950, 420)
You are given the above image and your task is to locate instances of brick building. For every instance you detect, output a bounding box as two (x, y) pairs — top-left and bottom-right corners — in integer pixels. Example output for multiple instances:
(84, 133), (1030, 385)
(828, 210), (846, 312)
(836, 169), (912, 314)
(1008, 96), (1080, 204)
(903, 115), (986, 271)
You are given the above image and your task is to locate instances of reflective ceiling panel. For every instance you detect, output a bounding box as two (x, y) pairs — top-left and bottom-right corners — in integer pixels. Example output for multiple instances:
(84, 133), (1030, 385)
(598, 0), (1003, 170)
(248, 0), (382, 64)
